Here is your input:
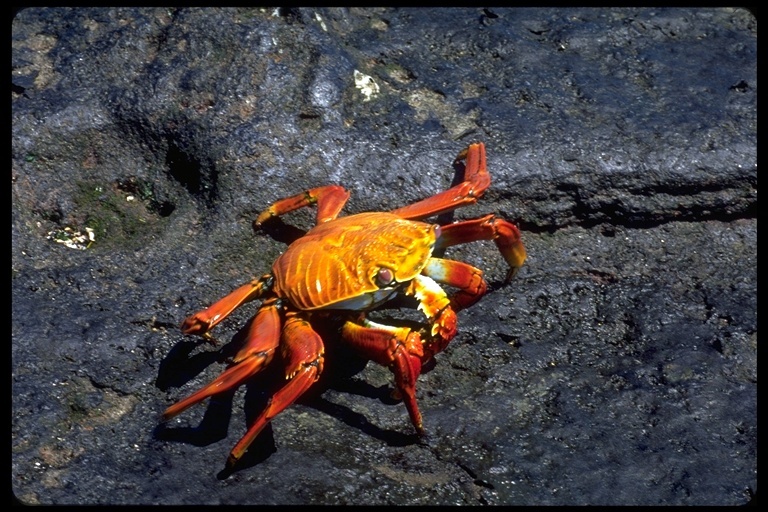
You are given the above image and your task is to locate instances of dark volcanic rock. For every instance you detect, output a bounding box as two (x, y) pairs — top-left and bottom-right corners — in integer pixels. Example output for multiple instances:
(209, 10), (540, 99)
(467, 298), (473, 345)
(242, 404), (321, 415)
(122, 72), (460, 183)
(12, 7), (755, 505)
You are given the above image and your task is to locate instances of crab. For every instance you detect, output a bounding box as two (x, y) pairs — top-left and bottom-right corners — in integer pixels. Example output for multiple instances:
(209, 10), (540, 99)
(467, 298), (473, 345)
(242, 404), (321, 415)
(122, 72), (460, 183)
(162, 142), (526, 468)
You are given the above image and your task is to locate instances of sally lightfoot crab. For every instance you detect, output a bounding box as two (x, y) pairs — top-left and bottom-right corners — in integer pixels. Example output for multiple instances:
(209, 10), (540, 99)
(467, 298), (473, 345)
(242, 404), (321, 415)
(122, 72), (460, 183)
(161, 143), (526, 468)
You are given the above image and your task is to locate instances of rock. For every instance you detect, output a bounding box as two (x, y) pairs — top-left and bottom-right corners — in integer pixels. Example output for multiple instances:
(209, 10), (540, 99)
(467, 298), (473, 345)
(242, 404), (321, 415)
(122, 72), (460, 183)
(12, 7), (755, 505)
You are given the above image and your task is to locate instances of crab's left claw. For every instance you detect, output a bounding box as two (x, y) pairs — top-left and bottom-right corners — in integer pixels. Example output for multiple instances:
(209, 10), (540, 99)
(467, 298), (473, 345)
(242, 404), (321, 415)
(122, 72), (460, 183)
(341, 318), (426, 434)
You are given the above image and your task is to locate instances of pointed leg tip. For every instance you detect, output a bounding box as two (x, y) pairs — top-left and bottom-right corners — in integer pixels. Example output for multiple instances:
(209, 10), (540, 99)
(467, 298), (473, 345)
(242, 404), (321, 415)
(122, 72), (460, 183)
(504, 266), (520, 284)
(179, 320), (196, 335)
(160, 404), (182, 423)
(202, 332), (219, 346)
(180, 319), (215, 341)
(160, 403), (181, 423)
(225, 454), (240, 470)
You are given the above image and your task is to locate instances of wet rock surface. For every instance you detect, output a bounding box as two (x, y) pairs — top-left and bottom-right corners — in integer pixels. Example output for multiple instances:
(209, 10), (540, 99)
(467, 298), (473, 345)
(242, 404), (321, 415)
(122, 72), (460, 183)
(12, 7), (755, 505)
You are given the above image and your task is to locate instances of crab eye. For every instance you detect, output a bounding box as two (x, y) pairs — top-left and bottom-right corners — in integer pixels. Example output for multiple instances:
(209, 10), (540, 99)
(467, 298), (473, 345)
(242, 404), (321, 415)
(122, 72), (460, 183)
(433, 224), (442, 239)
(376, 267), (394, 287)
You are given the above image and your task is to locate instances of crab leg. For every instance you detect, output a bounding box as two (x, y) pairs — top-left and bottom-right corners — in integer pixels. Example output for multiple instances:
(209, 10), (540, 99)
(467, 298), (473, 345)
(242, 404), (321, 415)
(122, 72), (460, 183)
(181, 274), (274, 338)
(341, 318), (426, 433)
(341, 274), (459, 433)
(226, 314), (324, 468)
(421, 257), (487, 311)
(435, 214), (527, 283)
(389, 142), (490, 220)
(254, 184), (350, 227)
(162, 298), (282, 421)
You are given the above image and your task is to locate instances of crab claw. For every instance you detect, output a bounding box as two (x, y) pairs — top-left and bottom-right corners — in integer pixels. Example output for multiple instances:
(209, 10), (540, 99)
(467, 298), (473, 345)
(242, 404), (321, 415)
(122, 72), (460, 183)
(341, 318), (426, 434)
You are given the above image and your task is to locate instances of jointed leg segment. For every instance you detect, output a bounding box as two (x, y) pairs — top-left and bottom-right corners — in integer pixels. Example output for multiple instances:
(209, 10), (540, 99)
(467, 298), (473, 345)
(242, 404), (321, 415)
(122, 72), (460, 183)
(226, 314), (324, 467)
(421, 257), (488, 311)
(165, 305), (325, 469)
(435, 214), (527, 283)
(163, 297), (283, 422)
(390, 142), (491, 220)
(254, 185), (350, 227)
(180, 274), (274, 338)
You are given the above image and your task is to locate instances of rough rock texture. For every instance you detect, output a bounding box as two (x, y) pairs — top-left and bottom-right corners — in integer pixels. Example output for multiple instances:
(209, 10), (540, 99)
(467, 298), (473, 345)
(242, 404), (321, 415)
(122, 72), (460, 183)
(12, 7), (755, 505)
